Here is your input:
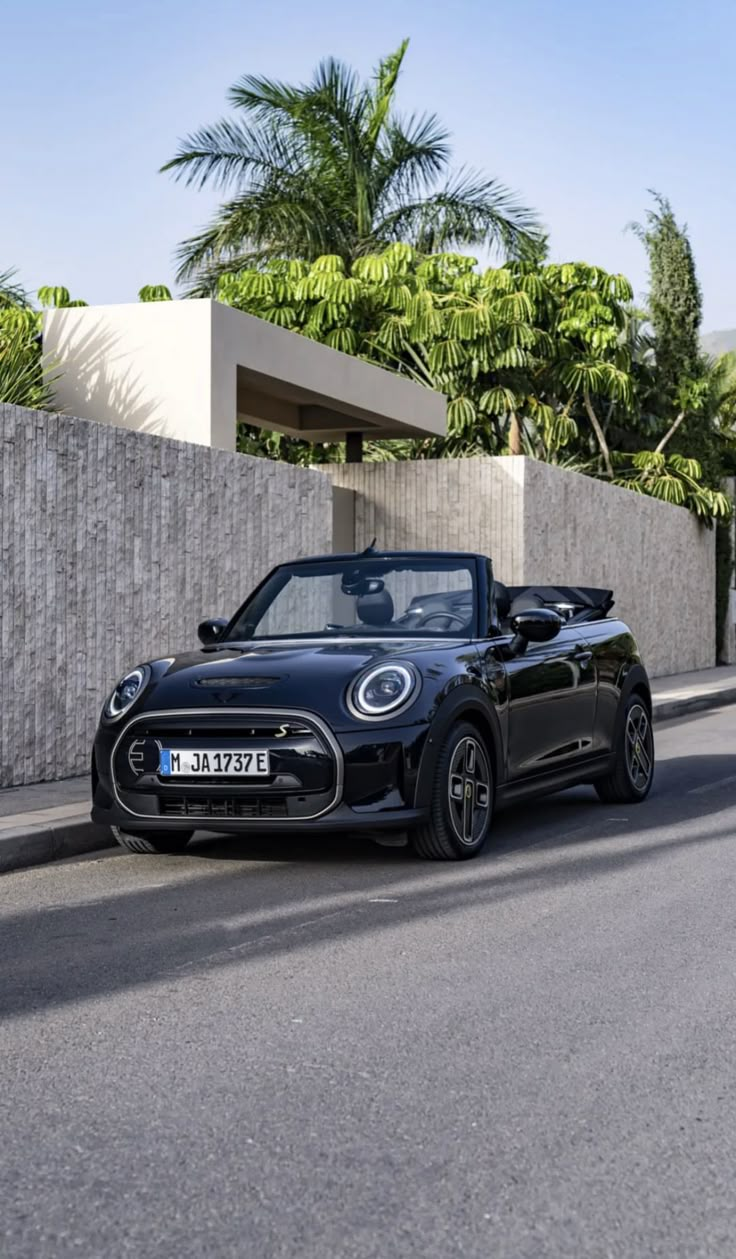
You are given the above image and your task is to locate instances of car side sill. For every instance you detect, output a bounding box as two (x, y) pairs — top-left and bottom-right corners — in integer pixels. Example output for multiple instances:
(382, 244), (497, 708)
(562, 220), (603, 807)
(495, 755), (613, 808)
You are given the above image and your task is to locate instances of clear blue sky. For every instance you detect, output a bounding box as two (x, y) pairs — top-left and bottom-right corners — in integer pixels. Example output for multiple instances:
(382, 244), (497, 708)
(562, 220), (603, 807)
(3, 0), (734, 329)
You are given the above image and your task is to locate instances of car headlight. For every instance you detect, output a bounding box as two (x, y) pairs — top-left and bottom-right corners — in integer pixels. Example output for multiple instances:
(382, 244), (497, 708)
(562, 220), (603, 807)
(103, 666), (151, 721)
(348, 663), (420, 720)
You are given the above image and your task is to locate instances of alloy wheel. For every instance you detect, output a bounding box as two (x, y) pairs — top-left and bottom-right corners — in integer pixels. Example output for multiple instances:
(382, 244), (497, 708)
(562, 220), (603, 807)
(625, 703), (653, 791)
(447, 736), (492, 845)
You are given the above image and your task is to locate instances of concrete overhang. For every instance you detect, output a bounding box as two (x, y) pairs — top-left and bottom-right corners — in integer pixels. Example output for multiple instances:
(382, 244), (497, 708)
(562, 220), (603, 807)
(43, 298), (446, 452)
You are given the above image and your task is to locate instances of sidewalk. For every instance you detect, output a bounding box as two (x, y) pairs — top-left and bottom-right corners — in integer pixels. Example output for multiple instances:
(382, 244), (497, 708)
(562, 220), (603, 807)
(650, 664), (736, 721)
(2, 664), (735, 876)
(0, 776), (107, 876)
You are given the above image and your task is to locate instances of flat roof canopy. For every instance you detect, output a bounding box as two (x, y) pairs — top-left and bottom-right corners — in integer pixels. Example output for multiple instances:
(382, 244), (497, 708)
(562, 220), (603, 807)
(223, 304), (446, 443)
(43, 299), (446, 453)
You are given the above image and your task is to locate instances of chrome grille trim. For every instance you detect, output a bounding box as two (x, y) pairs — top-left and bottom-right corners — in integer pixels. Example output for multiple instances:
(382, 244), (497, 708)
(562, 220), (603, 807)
(111, 707), (344, 822)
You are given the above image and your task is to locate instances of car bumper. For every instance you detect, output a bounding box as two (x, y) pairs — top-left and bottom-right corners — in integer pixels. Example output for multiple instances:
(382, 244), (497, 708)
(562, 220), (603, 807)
(91, 801), (428, 834)
(91, 705), (430, 834)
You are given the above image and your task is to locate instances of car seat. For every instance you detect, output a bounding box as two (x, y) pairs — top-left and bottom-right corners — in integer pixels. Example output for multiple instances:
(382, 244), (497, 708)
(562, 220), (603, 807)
(356, 589), (395, 626)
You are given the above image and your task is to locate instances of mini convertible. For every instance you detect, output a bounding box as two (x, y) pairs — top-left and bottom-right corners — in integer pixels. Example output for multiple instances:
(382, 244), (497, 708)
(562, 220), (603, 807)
(91, 549), (654, 860)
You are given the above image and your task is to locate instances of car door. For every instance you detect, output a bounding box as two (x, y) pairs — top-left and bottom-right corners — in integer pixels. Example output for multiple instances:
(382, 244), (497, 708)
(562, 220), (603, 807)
(496, 623), (598, 779)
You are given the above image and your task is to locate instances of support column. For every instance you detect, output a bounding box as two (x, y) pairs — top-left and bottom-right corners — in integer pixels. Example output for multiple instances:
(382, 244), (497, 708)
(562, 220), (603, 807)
(345, 432), (364, 463)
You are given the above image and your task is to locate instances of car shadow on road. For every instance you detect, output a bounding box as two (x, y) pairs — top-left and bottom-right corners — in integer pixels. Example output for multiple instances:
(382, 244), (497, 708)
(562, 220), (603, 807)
(184, 750), (734, 865)
(1, 753), (734, 1022)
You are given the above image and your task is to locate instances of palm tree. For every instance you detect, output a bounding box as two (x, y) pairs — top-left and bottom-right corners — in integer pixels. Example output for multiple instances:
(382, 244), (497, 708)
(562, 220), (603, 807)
(0, 268), (31, 310)
(162, 40), (541, 293)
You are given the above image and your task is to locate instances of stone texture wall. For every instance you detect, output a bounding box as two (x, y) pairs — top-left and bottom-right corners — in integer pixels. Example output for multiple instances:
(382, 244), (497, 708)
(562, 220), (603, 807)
(327, 456), (715, 679)
(0, 405), (332, 787)
(1, 419), (717, 788)
(721, 477), (736, 665)
(326, 458), (526, 577)
(520, 459), (715, 678)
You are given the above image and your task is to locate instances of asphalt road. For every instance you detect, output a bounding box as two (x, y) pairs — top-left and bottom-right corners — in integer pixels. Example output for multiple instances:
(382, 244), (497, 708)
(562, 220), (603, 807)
(2, 706), (736, 1259)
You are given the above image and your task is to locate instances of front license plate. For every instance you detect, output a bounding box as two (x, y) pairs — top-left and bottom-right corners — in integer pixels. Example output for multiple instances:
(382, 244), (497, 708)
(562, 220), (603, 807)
(159, 749), (271, 777)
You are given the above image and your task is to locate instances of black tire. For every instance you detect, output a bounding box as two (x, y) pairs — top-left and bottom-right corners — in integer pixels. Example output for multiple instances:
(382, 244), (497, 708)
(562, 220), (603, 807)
(111, 826), (194, 855)
(594, 694), (654, 804)
(410, 721), (494, 860)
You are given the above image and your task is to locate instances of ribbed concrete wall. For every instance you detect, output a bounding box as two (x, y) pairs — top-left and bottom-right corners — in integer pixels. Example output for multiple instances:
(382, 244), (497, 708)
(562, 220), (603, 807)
(0, 406), (332, 787)
(723, 477), (736, 665)
(326, 458), (526, 577)
(520, 459), (714, 678)
(0, 422), (716, 787)
(327, 457), (715, 679)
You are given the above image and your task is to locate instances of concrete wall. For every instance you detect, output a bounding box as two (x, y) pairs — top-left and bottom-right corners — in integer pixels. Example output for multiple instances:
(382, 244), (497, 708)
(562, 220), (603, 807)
(0, 405), (332, 787)
(520, 459), (714, 678)
(0, 416), (716, 788)
(43, 301), (225, 449)
(327, 457), (715, 679)
(43, 300), (446, 453)
(326, 458), (526, 577)
(722, 477), (736, 665)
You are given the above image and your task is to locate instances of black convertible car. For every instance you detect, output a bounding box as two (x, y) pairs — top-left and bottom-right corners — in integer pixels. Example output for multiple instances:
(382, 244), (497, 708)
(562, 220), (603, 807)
(91, 549), (654, 860)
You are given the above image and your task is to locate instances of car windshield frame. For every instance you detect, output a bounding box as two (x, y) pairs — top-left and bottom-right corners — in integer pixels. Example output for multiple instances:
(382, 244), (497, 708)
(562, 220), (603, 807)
(221, 554), (481, 642)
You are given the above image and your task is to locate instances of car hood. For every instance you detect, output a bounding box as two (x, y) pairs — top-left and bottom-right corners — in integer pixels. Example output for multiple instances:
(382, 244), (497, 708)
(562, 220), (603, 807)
(140, 636), (472, 729)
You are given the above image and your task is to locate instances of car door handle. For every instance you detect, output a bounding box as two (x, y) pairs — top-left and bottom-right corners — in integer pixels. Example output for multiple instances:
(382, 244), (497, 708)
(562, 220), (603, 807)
(573, 649), (593, 668)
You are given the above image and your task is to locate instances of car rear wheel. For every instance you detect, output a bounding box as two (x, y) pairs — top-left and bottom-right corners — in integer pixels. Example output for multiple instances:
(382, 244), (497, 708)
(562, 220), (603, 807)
(111, 826), (194, 855)
(410, 721), (494, 860)
(594, 695), (654, 804)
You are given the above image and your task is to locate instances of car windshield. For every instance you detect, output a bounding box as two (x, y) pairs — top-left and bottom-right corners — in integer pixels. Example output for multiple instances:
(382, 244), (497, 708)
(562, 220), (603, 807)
(225, 556), (478, 640)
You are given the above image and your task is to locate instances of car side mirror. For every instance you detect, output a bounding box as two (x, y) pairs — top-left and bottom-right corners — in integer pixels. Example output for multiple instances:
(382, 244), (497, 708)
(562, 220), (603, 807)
(198, 617), (228, 646)
(509, 608), (563, 655)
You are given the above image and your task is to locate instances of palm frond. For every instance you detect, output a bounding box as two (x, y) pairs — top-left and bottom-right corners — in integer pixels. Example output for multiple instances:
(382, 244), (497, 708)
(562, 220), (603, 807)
(227, 72), (303, 121)
(376, 169), (542, 257)
(0, 316), (58, 409)
(367, 38), (410, 149)
(162, 45), (541, 285)
(0, 268), (30, 310)
(174, 185), (337, 287)
(160, 118), (298, 191)
(375, 113), (450, 205)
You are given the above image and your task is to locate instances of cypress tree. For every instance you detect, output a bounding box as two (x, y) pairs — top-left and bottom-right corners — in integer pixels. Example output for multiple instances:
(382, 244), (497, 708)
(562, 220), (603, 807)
(634, 193), (718, 484)
(640, 194), (702, 391)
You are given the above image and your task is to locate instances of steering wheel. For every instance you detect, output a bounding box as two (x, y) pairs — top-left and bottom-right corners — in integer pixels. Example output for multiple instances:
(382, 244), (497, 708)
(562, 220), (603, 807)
(416, 611), (468, 630)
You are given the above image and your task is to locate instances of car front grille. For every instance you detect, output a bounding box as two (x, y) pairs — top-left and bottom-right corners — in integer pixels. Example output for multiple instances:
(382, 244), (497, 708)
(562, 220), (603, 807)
(113, 708), (342, 822)
(160, 795), (289, 820)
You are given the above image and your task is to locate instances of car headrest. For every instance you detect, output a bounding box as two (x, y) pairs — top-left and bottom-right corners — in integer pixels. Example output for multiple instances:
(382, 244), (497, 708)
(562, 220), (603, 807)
(493, 580), (511, 619)
(356, 589), (395, 626)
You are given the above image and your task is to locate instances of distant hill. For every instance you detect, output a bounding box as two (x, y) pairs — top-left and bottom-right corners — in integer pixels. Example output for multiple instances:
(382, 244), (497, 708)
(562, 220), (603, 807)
(701, 330), (736, 356)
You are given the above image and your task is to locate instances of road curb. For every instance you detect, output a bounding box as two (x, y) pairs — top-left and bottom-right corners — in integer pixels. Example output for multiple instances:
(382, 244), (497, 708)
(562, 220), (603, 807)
(0, 817), (111, 876)
(652, 686), (736, 724)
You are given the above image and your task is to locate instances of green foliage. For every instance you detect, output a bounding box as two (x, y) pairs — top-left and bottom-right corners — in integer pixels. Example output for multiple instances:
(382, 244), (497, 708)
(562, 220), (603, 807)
(0, 310), (56, 410)
(0, 275), (91, 410)
(631, 194), (701, 392)
(138, 285), (173, 302)
(612, 451), (731, 520)
(220, 245), (638, 469)
(631, 194), (726, 491)
(37, 286), (88, 309)
(220, 241), (731, 520)
(0, 272), (53, 408)
(0, 268), (30, 310)
(161, 40), (541, 292)
(0, 273), (177, 410)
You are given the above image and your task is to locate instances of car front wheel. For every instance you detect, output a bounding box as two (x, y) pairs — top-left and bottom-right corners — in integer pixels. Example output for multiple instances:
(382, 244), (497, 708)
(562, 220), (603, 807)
(411, 721), (494, 860)
(594, 695), (654, 804)
(111, 826), (194, 855)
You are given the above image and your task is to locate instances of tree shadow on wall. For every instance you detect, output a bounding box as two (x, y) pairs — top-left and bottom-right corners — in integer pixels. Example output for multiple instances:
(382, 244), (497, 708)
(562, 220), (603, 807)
(46, 320), (166, 436)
